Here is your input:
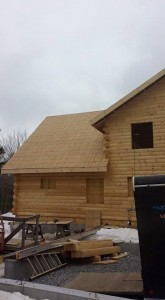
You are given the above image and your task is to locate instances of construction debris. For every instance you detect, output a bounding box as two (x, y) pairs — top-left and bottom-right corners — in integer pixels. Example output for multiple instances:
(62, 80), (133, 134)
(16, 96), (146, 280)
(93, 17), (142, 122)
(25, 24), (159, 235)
(2, 227), (130, 281)
(64, 238), (128, 263)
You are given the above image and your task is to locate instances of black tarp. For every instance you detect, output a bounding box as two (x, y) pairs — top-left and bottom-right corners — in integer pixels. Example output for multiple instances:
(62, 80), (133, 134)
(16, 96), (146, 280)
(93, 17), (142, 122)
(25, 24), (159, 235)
(134, 175), (165, 299)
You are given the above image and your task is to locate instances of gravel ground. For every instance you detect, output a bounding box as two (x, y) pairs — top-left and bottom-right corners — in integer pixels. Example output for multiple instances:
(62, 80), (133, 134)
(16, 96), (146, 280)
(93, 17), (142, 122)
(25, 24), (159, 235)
(34, 246), (141, 287)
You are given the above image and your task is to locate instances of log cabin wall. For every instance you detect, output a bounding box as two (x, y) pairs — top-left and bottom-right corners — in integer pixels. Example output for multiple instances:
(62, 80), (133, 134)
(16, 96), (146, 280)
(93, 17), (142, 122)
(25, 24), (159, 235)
(13, 173), (106, 224)
(102, 77), (165, 226)
(12, 77), (165, 227)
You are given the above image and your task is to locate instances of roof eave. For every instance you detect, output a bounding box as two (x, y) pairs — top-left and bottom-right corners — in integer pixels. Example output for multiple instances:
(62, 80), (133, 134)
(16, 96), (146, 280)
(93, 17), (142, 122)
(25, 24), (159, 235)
(1, 165), (109, 174)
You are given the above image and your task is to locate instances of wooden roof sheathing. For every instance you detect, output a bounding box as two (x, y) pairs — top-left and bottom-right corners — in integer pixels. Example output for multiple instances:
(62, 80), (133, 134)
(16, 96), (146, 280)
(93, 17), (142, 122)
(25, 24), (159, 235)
(91, 68), (165, 132)
(2, 111), (108, 174)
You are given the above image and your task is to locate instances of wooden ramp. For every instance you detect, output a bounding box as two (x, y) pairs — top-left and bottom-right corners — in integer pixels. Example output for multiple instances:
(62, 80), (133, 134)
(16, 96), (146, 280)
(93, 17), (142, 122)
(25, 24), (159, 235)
(4, 238), (37, 252)
(63, 272), (143, 296)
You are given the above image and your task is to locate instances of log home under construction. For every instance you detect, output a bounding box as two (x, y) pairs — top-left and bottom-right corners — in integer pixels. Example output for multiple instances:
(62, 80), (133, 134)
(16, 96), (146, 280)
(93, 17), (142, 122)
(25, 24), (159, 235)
(2, 69), (165, 227)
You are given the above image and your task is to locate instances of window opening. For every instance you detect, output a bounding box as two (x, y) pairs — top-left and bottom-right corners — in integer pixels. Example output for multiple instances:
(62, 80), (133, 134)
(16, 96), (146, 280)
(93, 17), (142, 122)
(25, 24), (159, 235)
(131, 122), (153, 149)
(86, 178), (104, 204)
(41, 178), (56, 189)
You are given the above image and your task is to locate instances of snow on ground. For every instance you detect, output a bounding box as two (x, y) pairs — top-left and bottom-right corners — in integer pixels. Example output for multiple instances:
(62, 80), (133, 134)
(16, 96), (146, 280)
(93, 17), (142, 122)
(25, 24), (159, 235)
(0, 290), (50, 300)
(95, 227), (139, 243)
(2, 212), (22, 238)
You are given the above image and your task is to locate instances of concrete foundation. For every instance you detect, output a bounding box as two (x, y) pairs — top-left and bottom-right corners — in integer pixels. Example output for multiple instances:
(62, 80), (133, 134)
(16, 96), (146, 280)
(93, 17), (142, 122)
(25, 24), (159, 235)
(5, 259), (32, 280)
(0, 278), (127, 300)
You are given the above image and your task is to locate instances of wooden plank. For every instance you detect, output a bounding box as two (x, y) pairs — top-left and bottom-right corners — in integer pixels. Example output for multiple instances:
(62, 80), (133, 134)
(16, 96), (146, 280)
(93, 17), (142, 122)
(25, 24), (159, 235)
(55, 221), (74, 225)
(85, 210), (101, 231)
(2, 214), (40, 223)
(64, 239), (113, 251)
(16, 243), (63, 260)
(6, 239), (19, 246)
(4, 239), (37, 253)
(63, 272), (143, 294)
(112, 252), (129, 260)
(71, 245), (121, 258)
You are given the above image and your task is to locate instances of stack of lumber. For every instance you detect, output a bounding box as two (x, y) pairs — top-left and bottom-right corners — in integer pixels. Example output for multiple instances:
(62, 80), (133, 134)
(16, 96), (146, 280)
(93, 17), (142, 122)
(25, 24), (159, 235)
(64, 239), (128, 263)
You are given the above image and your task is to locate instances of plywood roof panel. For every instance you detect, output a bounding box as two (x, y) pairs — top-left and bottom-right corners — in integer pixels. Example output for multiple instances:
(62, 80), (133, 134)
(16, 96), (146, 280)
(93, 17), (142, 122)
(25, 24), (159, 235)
(2, 111), (108, 174)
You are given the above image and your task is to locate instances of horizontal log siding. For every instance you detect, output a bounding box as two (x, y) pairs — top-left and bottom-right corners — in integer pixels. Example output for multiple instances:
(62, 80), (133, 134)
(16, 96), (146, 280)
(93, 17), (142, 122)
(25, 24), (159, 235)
(103, 78), (165, 226)
(13, 173), (110, 223)
(13, 175), (134, 226)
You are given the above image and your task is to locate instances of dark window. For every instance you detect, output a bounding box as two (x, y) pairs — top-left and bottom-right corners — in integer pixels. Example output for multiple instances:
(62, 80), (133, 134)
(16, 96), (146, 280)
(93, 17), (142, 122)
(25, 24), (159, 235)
(131, 122), (153, 149)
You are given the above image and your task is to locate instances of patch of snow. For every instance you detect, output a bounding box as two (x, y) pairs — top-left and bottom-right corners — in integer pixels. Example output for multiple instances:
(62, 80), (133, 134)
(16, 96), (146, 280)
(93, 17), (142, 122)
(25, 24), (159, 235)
(94, 227), (139, 243)
(2, 212), (14, 238)
(2, 212), (22, 238)
(0, 290), (50, 299)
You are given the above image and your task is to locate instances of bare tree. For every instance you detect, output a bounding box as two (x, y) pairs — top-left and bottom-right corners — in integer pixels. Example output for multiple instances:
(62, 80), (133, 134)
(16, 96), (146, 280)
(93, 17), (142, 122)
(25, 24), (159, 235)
(0, 130), (27, 213)
(0, 130), (27, 164)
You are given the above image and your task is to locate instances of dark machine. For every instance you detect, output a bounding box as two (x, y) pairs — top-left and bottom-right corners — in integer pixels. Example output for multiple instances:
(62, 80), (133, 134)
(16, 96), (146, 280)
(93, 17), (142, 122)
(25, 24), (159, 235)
(0, 216), (5, 252)
(133, 175), (165, 299)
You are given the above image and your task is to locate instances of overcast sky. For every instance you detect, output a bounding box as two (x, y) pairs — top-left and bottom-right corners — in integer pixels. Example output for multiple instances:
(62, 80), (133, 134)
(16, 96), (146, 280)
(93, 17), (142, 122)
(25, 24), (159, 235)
(0, 0), (164, 136)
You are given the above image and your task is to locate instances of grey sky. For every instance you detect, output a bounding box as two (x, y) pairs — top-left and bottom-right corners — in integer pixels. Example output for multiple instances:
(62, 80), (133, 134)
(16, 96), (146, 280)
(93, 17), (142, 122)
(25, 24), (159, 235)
(0, 0), (164, 136)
